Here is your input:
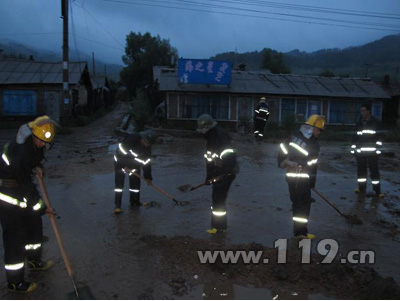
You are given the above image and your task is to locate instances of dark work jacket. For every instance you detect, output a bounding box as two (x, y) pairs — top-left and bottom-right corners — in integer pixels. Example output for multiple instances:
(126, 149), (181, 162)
(253, 103), (270, 123)
(278, 130), (320, 188)
(351, 116), (382, 157)
(114, 133), (152, 180)
(0, 135), (44, 209)
(203, 127), (238, 181)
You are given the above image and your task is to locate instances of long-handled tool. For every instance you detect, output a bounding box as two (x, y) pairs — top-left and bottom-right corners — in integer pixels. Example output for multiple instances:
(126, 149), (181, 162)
(312, 188), (362, 225)
(37, 175), (94, 299)
(128, 171), (186, 206)
(177, 174), (230, 193)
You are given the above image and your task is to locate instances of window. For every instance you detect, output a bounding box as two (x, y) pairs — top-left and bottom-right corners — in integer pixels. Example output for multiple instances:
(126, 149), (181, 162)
(329, 100), (363, 124)
(281, 98), (295, 123)
(372, 102), (382, 120)
(296, 99), (307, 122)
(2, 90), (37, 116)
(308, 100), (321, 116)
(179, 95), (229, 119)
(210, 95), (229, 119)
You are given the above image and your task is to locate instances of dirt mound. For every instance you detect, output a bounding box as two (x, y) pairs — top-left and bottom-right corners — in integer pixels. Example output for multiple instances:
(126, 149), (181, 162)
(140, 234), (400, 299)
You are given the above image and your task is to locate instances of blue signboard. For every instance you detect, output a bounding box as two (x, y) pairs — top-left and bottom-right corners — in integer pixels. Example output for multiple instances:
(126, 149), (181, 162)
(178, 59), (231, 85)
(2, 90), (37, 116)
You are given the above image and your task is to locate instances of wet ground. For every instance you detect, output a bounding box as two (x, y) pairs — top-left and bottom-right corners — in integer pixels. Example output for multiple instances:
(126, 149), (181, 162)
(0, 103), (400, 299)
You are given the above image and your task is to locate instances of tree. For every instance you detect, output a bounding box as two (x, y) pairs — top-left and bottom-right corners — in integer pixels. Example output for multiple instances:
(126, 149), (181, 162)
(260, 48), (291, 74)
(319, 70), (335, 77)
(120, 32), (178, 108)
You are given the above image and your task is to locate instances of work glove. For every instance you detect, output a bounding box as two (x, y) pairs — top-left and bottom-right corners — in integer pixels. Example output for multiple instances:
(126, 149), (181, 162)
(204, 178), (212, 185)
(279, 159), (298, 169)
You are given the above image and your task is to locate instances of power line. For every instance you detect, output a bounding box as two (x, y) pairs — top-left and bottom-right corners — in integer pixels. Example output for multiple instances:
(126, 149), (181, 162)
(99, 0), (400, 32)
(75, 2), (125, 48)
(219, 0), (400, 19)
(172, 0), (400, 29)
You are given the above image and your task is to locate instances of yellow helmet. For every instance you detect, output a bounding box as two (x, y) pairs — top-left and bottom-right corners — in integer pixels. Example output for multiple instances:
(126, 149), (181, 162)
(305, 115), (325, 130)
(29, 115), (57, 143)
(259, 96), (267, 104)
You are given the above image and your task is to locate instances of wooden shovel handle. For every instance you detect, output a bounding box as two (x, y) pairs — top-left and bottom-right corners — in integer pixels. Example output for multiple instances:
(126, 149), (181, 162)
(312, 188), (345, 217)
(37, 176), (74, 277)
(130, 171), (179, 203)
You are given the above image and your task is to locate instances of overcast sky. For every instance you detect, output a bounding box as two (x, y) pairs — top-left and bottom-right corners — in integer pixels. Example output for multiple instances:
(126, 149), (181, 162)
(1, 0), (400, 65)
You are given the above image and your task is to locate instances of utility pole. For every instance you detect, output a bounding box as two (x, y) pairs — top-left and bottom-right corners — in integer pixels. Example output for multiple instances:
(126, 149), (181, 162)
(62, 0), (70, 123)
(92, 52), (96, 77)
(364, 63), (371, 78)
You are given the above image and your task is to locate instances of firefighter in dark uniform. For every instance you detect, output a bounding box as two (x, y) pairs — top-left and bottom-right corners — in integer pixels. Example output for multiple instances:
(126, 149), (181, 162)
(278, 115), (325, 239)
(113, 129), (157, 213)
(351, 104), (384, 198)
(0, 116), (57, 293)
(197, 114), (238, 234)
(253, 96), (270, 141)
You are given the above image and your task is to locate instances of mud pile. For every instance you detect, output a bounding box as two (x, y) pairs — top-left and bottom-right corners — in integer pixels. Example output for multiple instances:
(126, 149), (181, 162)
(140, 234), (400, 300)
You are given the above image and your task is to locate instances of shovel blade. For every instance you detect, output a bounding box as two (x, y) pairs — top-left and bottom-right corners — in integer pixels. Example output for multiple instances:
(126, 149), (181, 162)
(67, 286), (95, 300)
(177, 184), (193, 192)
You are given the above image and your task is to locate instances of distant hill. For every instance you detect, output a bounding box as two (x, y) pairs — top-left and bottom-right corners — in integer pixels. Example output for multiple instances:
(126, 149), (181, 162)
(0, 39), (123, 81)
(211, 34), (400, 82)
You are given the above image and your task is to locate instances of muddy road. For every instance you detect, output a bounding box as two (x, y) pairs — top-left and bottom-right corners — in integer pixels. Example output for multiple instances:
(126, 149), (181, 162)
(0, 103), (400, 299)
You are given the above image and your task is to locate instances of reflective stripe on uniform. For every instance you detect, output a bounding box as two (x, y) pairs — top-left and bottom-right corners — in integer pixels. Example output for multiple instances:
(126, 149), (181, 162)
(25, 243), (41, 250)
(130, 150), (138, 157)
(2, 143), (10, 166)
(289, 142), (309, 156)
(0, 192), (27, 208)
(360, 147), (376, 152)
(357, 178), (367, 183)
(371, 180), (380, 185)
(211, 206), (226, 216)
(293, 217), (308, 223)
(118, 143), (128, 155)
(134, 158), (151, 165)
(357, 130), (376, 135)
(307, 159), (318, 166)
(33, 199), (45, 211)
(280, 143), (288, 155)
(286, 173), (309, 178)
(2, 153), (10, 166)
(5, 262), (24, 271)
(220, 149), (234, 158)
(114, 189), (123, 192)
(129, 189), (140, 193)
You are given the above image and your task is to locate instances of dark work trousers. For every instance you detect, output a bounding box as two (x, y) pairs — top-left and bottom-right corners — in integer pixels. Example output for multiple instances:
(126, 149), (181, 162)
(114, 163), (141, 208)
(287, 177), (311, 236)
(211, 175), (236, 230)
(356, 155), (380, 194)
(0, 202), (43, 284)
(254, 120), (266, 141)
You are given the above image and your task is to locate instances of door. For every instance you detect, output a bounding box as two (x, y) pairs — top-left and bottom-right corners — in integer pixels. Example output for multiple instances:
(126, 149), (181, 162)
(43, 91), (60, 123)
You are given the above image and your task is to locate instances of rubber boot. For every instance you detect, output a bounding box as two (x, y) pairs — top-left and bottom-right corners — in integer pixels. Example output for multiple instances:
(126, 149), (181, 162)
(28, 260), (54, 271)
(7, 281), (37, 293)
(6, 268), (36, 293)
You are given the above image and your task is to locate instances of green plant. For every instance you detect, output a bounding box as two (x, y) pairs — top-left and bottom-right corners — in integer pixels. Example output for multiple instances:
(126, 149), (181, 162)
(130, 89), (152, 131)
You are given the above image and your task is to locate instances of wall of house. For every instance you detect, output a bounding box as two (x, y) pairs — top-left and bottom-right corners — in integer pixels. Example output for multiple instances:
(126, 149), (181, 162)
(163, 91), (386, 127)
(0, 84), (64, 125)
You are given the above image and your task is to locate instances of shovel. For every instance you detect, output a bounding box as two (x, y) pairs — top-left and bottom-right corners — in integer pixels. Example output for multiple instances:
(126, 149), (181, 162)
(127, 170), (187, 206)
(312, 188), (363, 225)
(37, 175), (94, 299)
(178, 174), (230, 192)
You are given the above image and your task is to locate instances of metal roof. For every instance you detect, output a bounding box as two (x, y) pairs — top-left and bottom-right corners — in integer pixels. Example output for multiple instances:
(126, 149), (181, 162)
(0, 59), (88, 85)
(154, 66), (390, 99)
